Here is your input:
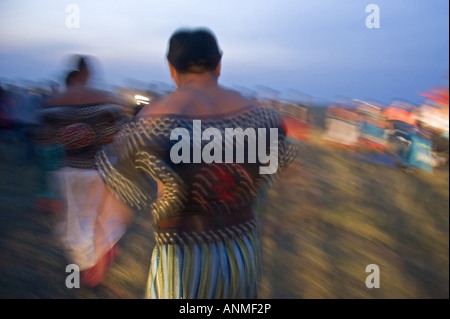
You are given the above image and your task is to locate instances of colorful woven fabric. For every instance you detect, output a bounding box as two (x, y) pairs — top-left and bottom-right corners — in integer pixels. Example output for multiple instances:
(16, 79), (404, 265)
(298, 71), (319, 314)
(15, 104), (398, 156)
(96, 105), (297, 298)
(38, 103), (130, 169)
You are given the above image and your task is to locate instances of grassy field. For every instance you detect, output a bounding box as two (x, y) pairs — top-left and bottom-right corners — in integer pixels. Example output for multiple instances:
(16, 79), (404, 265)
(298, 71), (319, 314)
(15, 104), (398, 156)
(0, 128), (448, 299)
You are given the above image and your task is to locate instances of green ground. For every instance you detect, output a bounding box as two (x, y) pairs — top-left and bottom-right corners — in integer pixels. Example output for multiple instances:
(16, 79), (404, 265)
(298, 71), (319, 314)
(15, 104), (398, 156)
(0, 129), (448, 299)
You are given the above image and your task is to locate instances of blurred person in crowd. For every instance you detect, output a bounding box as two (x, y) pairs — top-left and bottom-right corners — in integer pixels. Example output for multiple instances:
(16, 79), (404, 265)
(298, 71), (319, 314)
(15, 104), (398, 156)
(35, 71), (82, 213)
(38, 54), (133, 287)
(96, 27), (296, 298)
(0, 84), (43, 165)
(0, 85), (13, 129)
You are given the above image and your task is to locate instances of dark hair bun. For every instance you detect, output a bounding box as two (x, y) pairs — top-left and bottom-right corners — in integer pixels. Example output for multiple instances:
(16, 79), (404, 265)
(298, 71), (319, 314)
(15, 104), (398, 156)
(167, 27), (222, 74)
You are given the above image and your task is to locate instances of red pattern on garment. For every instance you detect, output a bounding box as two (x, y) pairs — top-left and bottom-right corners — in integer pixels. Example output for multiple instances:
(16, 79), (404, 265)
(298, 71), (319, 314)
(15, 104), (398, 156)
(60, 123), (95, 149)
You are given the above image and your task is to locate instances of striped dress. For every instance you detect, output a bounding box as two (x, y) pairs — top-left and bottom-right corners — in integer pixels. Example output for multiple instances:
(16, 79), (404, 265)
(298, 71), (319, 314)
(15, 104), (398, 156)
(96, 105), (296, 299)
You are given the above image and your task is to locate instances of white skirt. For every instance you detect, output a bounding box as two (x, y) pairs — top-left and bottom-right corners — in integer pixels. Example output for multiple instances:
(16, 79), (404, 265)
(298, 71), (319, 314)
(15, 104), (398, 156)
(52, 167), (133, 270)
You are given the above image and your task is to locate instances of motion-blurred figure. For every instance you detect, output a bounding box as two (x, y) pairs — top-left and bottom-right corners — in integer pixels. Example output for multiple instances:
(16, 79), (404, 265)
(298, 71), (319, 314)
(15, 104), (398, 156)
(37, 55), (133, 287)
(96, 27), (297, 298)
(0, 84), (42, 165)
(0, 86), (14, 129)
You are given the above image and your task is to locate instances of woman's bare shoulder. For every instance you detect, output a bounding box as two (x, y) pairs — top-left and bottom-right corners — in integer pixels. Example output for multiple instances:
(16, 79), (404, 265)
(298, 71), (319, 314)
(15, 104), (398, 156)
(45, 86), (123, 106)
(136, 86), (268, 119)
(136, 92), (184, 118)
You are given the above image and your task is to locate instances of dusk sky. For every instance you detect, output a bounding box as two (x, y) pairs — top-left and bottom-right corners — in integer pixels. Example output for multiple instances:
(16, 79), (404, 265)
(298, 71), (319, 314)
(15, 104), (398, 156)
(0, 0), (449, 105)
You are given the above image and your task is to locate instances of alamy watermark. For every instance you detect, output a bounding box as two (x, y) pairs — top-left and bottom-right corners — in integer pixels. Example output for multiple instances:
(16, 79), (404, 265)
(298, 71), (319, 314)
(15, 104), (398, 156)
(366, 4), (380, 29)
(365, 264), (380, 288)
(65, 4), (80, 29)
(65, 264), (80, 288)
(169, 120), (279, 174)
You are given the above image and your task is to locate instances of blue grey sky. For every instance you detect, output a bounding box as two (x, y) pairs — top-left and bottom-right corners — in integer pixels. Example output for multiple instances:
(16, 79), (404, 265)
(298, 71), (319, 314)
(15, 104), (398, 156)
(0, 0), (448, 105)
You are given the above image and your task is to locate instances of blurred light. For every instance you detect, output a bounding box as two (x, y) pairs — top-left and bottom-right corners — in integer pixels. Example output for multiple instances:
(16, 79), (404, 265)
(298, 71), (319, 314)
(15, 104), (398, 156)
(134, 94), (150, 105)
(134, 95), (150, 101)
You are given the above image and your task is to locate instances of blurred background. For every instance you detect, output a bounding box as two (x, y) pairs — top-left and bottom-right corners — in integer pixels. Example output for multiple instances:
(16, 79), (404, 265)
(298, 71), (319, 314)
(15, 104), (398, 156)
(0, 0), (448, 299)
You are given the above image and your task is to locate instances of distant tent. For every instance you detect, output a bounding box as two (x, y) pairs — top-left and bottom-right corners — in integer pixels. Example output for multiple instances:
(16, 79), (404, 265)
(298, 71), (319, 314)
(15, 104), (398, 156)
(418, 85), (449, 139)
(279, 102), (312, 142)
(417, 104), (449, 138)
(283, 117), (311, 142)
(383, 105), (417, 127)
(357, 103), (388, 151)
(420, 86), (449, 107)
(322, 105), (360, 147)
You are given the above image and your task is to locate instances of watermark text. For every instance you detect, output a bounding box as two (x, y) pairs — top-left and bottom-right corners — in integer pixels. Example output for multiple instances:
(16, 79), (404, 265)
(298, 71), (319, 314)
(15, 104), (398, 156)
(170, 120), (279, 174)
(366, 4), (380, 29)
(65, 4), (80, 29)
